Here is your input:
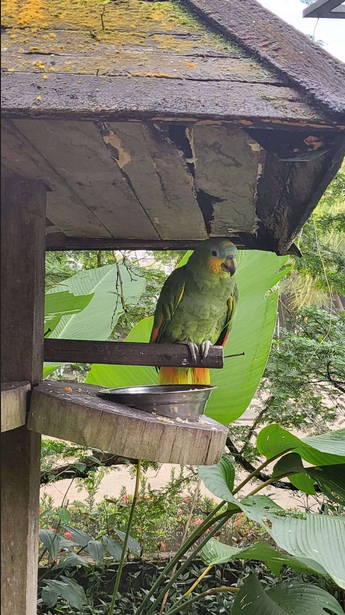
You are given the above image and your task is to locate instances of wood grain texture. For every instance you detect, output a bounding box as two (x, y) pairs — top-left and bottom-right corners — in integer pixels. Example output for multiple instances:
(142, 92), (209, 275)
(28, 381), (228, 465)
(2, 73), (336, 126)
(44, 339), (224, 368)
(181, 0), (345, 117)
(1, 428), (41, 615)
(102, 121), (207, 239)
(1, 179), (46, 383)
(43, 234), (306, 256)
(1, 178), (43, 615)
(256, 139), (345, 252)
(1, 44), (285, 84)
(192, 124), (262, 234)
(1, 120), (111, 238)
(14, 120), (159, 240)
(1, 382), (31, 433)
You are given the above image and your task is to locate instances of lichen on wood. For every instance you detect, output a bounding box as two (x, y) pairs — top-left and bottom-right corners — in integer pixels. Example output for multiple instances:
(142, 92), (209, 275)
(2, 0), (281, 83)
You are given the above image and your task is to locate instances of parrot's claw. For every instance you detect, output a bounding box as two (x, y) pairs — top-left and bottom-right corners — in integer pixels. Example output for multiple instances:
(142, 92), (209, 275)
(200, 340), (212, 361)
(185, 341), (199, 365)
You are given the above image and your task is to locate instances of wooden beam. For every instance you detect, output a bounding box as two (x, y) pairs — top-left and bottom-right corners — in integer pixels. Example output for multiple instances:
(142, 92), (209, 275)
(44, 339), (224, 368)
(44, 233), (302, 255)
(303, 0), (345, 19)
(45, 234), (245, 251)
(28, 381), (227, 465)
(1, 382), (30, 433)
(2, 72), (339, 127)
(1, 179), (45, 615)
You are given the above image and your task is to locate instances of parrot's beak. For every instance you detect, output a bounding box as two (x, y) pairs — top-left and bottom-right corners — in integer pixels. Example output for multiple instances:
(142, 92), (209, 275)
(221, 257), (237, 276)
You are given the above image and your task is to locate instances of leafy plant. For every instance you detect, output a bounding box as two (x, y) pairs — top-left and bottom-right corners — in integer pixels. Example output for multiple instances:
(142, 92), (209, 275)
(43, 262), (146, 377)
(87, 250), (289, 424)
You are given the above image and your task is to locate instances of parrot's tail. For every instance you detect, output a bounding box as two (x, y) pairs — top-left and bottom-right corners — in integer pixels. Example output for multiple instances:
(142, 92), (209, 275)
(158, 367), (210, 385)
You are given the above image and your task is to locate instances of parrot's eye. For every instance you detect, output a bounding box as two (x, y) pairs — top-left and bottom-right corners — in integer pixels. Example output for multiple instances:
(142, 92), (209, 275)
(211, 250), (218, 257)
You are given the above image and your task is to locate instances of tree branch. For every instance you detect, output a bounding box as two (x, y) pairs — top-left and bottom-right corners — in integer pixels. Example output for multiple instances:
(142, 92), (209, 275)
(40, 451), (137, 484)
(327, 361), (345, 394)
(226, 436), (321, 493)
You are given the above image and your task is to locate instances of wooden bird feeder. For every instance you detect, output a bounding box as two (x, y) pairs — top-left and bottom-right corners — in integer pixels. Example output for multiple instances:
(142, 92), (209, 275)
(1, 0), (345, 611)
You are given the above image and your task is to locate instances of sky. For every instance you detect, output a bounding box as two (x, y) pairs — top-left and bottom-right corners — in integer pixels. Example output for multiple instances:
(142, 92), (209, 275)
(257, 0), (345, 62)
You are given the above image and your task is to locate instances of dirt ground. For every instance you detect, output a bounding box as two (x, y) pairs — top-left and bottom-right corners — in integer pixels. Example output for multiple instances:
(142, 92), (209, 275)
(42, 405), (341, 512)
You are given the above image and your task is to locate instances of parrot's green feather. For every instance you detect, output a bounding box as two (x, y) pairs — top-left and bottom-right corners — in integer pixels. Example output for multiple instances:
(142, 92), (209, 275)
(151, 239), (239, 349)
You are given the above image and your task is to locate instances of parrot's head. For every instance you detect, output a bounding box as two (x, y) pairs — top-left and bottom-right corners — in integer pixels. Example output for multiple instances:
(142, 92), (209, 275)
(189, 239), (238, 278)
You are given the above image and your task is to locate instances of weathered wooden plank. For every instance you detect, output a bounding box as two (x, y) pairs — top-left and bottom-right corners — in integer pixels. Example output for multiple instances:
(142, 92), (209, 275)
(1, 382), (31, 433)
(181, 0), (345, 117)
(1, 120), (111, 238)
(15, 119), (160, 240)
(44, 233), (302, 255)
(44, 339), (224, 368)
(192, 124), (262, 234)
(2, 73), (339, 127)
(1, 47), (285, 84)
(256, 139), (345, 253)
(1, 180), (46, 383)
(1, 179), (44, 615)
(102, 121), (207, 239)
(28, 381), (228, 465)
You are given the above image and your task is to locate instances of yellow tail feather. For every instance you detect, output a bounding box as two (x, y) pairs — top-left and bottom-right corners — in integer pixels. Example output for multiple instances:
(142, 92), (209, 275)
(158, 367), (210, 385)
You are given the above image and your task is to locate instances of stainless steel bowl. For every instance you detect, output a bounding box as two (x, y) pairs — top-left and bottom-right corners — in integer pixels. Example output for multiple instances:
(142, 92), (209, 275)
(97, 384), (216, 422)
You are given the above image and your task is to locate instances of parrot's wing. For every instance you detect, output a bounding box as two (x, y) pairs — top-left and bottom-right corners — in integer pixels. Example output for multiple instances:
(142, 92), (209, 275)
(215, 283), (239, 347)
(150, 266), (187, 343)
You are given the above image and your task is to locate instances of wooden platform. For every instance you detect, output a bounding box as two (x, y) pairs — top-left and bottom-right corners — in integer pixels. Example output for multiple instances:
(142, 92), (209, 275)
(1, 382), (31, 433)
(27, 381), (228, 465)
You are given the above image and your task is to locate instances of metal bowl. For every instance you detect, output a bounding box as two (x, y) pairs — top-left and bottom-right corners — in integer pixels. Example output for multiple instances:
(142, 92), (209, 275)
(97, 384), (216, 423)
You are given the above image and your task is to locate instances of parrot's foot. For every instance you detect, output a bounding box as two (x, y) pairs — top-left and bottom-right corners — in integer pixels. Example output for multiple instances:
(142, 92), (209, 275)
(200, 340), (212, 361)
(184, 341), (199, 365)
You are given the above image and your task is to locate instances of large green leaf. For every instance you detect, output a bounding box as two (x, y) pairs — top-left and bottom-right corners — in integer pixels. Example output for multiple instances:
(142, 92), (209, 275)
(199, 458), (345, 585)
(86, 317), (156, 388)
(44, 263), (146, 377)
(242, 507), (345, 586)
(198, 457), (236, 503)
(39, 529), (60, 560)
(201, 539), (316, 578)
(232, 575), (343, 615)
(257, 425), (345, 466)
(85, 539), (106, 564)
(115, 530), (141, 556)
(87, 251), (288, 424)
(101, 535), (123, 560)
(306, 464), (345, 503)
(44, 291), (93, 325)
(209, 251), (288, 423)
(41, 576), (87, 610)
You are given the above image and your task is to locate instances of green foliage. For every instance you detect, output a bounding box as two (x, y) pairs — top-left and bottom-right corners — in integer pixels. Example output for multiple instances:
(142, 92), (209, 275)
(232, 575), (343, 615)
(43, 262), (146, 377)
(201, 538), (314, 578)
(285, 166), (345, 307)
(237, 306), (345, 461)
(199, 428), (345, 588)
(87, 250), (289, 424)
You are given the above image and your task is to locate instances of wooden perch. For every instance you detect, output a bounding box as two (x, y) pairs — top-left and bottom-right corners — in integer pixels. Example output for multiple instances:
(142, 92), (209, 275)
(44, 339), (224, 368)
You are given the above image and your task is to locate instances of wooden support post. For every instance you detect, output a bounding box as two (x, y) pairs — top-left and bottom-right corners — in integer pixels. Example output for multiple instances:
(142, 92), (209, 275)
(1, 180), (46, 615)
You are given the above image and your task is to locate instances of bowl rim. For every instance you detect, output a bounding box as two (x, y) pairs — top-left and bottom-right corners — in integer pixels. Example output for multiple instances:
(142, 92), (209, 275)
(99, 384), (217, 396)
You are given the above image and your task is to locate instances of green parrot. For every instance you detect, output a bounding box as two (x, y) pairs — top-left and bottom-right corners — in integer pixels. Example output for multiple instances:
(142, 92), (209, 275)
(150, 238), (239, 385)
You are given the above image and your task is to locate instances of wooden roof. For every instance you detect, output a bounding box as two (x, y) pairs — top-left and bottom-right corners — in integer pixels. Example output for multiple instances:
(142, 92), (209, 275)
(1, 0), (345, 253)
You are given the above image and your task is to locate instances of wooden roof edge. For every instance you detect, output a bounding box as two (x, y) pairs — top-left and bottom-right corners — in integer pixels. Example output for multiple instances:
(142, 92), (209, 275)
(45, 233), (302, 256)
(181, 0), (345, 119)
